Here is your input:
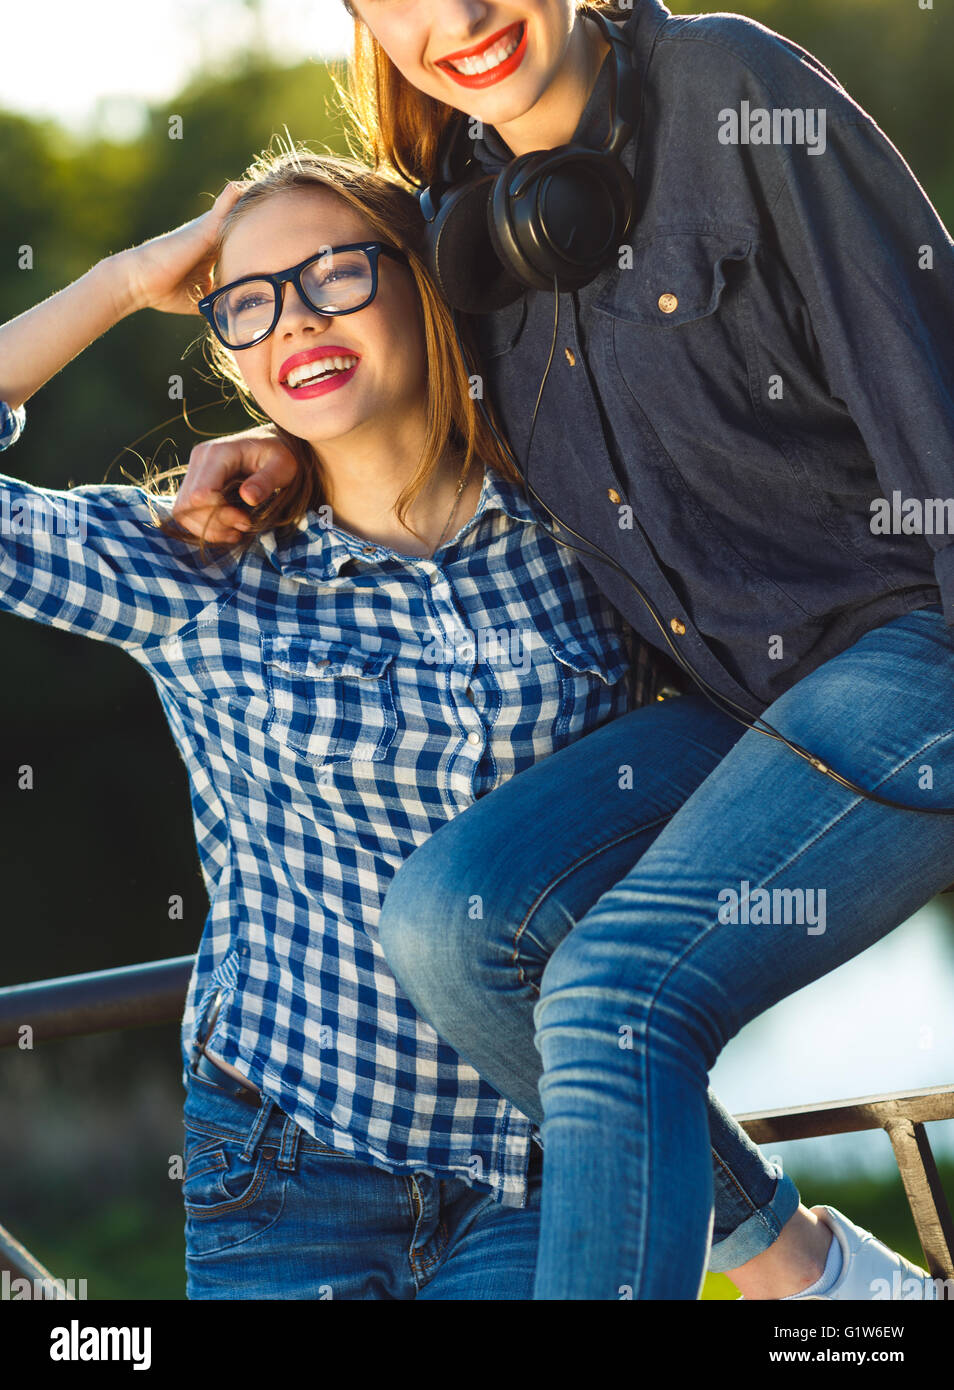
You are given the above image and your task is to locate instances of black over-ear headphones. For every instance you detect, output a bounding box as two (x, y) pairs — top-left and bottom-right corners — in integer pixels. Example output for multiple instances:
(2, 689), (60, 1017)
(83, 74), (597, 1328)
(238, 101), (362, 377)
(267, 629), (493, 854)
(419, 5), (638, 313)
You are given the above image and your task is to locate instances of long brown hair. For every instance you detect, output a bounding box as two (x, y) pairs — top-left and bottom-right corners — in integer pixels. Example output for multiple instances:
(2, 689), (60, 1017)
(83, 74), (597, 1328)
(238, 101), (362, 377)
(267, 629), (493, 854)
(338, 2), (632, 185)
(144, 141), (517, 556)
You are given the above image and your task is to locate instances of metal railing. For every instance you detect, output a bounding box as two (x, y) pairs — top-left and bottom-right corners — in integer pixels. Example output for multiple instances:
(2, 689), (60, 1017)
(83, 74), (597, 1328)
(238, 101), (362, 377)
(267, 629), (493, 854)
(743, 1086), (954, 1284)
(1, 957), (952, 1293)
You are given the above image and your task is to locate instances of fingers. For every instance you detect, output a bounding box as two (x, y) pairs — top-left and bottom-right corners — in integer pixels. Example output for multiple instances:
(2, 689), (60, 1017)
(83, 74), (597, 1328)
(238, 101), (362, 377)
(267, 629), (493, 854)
(236, 448), (300, 505)
(218, 180), (248, 204)
(171, 432), (298, 541)
(211, 180), (250, 213)
(173, 443), (248, 541)
(172, 493), (251, 545)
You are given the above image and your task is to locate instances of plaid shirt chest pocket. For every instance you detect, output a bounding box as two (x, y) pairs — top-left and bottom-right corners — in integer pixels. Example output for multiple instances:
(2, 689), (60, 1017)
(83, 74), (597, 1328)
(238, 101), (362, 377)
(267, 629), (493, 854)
(477, 620), (633, 752)
(260, 634), (398, 764)
(546, 632), (633, 744)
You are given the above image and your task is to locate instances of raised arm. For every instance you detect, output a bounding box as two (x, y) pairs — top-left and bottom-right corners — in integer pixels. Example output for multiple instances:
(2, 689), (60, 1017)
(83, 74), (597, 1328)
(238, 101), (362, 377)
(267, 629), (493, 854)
(0, 181), (246, 411)
(0, 173), (301, 546)
(0, 182), (251, 650)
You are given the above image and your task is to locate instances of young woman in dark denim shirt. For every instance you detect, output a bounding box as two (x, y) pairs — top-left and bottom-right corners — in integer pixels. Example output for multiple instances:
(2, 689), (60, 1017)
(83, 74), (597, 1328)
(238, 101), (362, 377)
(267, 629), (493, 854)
(171, 2), (953, 1299)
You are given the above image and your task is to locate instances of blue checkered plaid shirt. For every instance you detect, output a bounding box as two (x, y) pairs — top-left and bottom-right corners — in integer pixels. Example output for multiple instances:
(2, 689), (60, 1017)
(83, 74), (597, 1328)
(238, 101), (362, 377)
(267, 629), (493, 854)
(0, 399), (657, 1204)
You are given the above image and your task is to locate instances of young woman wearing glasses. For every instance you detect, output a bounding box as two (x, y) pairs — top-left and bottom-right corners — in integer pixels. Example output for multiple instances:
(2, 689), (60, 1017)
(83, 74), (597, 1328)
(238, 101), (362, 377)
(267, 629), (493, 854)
(166, 2), (954, 1301)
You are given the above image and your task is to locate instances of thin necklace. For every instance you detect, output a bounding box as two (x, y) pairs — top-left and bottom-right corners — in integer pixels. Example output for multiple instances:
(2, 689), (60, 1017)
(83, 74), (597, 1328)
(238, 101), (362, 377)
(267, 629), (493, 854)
(431, 457), (472, 557)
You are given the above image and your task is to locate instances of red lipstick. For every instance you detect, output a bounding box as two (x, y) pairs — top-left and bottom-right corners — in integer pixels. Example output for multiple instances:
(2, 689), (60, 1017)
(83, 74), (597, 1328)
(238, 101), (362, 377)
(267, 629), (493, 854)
(436, 21), (528, 90)
(278, 345), (360, 401)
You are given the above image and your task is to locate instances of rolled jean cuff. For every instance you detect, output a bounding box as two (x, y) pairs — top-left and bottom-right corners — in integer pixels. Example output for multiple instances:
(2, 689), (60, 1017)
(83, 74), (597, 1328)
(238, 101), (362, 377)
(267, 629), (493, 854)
(707, 1169), (800, 1274)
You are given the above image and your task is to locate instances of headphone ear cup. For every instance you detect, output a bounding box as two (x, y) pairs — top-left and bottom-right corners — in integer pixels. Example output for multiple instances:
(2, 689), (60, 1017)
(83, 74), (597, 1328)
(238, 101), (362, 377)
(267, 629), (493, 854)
(424, 174), (527, 314)
(492, 151), (638, 293)
(489, 154), (556, 293)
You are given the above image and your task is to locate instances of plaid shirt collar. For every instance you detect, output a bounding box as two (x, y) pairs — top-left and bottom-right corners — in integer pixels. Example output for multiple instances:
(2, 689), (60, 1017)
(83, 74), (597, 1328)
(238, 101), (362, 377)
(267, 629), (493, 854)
(255, 465), (540, 579)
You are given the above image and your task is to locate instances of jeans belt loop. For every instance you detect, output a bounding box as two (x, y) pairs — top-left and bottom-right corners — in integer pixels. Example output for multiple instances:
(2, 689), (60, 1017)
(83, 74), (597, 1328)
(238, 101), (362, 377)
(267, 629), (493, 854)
(277, 1114), (302, 1172)
(239, 1095), (275, 1163)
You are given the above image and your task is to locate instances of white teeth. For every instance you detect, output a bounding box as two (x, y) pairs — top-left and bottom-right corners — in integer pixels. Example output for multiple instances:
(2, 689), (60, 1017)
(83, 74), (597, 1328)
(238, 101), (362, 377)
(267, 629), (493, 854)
(285, 355), (358, 388)
(450, 27), (521, 76)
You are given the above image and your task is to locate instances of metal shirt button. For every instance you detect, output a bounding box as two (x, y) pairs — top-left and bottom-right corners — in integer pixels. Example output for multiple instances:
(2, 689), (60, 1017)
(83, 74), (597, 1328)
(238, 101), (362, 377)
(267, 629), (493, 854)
(658, 293), (679, 314)
(608, 488), (622, 505)
(670, 618), (687, 635)
(429, 570), (440, 584)
(467, 731), (481, 746)
(564, 347), (576, 366)
(361, 545), (376, 555)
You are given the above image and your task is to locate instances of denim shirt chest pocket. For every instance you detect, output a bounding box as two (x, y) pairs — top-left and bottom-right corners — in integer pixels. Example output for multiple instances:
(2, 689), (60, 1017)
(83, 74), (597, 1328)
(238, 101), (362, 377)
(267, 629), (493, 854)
(591, 231), (757, 440)
(592, 230), (754, 329)
(260, 634), (398, 764)
(587, 230), (812, 529)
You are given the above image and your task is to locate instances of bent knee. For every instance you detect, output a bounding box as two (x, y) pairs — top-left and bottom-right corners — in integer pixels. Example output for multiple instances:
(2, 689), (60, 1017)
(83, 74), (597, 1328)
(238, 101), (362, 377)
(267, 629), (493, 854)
(536, 917), (735, 1065)
(377, 832), (496, 993)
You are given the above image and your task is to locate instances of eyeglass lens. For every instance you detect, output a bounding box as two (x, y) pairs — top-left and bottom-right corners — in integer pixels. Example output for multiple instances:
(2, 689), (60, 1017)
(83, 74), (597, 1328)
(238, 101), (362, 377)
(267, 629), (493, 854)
(213, 248), (376, 347)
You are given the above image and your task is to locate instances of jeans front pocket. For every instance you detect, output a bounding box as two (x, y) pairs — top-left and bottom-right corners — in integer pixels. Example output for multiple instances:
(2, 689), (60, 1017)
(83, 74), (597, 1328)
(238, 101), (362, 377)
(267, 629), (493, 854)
(183, 1123), (288, 1258)
(261, 635), (397, 765)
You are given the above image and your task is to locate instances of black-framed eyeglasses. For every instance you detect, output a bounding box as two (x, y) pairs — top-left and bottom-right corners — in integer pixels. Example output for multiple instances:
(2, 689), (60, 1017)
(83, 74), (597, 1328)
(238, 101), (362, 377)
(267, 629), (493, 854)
(198, 241), (406, 351)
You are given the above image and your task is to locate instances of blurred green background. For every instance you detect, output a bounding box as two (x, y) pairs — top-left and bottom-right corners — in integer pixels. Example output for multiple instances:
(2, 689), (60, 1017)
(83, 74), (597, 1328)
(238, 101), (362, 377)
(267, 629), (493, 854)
(0, 0), (952, 1300)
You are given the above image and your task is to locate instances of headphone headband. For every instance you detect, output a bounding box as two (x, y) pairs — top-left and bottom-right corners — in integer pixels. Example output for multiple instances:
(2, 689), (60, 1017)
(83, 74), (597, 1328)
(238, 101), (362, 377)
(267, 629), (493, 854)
(578, 4), (637, 158)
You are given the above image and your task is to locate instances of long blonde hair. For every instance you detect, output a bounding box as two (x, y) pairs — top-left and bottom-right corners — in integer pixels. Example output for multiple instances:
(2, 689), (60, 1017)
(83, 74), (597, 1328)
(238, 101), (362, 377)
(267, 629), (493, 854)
(338, 2), (631, 184)
(145, 142), (517, 555)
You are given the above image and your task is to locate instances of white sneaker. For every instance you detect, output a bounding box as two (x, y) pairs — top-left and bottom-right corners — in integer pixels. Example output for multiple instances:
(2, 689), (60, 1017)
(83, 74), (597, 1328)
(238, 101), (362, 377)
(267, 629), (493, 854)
(790, 1205), (938, 1300)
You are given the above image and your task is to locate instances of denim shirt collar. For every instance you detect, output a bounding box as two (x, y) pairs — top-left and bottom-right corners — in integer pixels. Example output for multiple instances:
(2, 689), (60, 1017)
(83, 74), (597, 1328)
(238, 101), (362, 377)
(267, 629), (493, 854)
(256, 465), (538, 579)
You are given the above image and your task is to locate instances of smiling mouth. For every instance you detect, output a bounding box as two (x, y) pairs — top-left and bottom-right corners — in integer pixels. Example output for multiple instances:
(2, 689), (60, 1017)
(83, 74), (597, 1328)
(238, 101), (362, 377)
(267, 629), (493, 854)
(281, 354), (360, 389)
(437, 21), (527, 83)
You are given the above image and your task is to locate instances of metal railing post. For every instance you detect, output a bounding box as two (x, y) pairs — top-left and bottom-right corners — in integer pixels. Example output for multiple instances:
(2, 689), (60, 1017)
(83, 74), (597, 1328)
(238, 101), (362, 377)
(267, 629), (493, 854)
(882, 1117), (954, 1283)
(0, 1221), (74, 1298)
(739, 1084), (954, 1287)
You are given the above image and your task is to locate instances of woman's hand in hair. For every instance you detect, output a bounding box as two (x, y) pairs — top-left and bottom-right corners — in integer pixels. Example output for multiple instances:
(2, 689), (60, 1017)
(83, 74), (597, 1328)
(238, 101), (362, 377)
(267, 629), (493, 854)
(171, 426), (301, 542)
(114, 182), (248, 318)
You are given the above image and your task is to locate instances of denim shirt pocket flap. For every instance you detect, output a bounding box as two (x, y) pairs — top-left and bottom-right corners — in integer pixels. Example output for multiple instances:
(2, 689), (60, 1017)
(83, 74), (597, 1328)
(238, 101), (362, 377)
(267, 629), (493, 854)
(593, 231), (754, 327)
(546, 634), (629, 686)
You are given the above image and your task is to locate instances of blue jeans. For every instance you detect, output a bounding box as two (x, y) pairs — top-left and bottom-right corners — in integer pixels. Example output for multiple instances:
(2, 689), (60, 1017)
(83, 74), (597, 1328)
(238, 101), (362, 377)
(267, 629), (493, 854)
(378, 606), (954, 1297)
(378, 681), (799, 1275)
(182, 1068), (542, 1299)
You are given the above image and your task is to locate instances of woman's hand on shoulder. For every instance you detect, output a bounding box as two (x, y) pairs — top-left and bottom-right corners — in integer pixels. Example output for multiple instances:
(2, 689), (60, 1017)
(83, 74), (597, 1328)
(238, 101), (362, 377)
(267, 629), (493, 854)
(111, 181), (248, 318)
(171, 427), (302, 543)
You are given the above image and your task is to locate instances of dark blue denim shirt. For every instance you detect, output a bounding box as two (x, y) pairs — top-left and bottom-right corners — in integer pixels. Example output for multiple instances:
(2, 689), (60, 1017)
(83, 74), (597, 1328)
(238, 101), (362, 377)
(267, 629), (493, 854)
(472, 0), (954, 711)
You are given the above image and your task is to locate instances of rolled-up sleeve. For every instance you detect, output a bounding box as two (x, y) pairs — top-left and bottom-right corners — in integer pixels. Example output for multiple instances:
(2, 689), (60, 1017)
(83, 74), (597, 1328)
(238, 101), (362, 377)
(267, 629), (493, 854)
(0, 402), (240, 651)
(755, 84), (954, 613)
(0, 399), (26, 451)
